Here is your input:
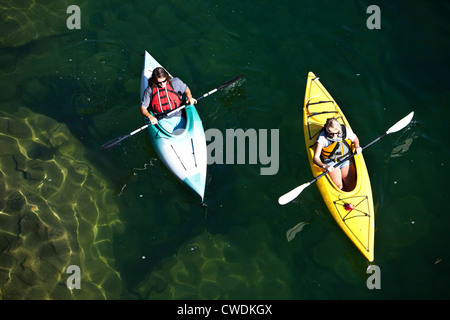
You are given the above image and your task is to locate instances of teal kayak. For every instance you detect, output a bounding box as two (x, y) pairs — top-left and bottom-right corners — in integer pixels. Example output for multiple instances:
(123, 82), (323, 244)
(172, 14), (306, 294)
(140, 51), (207, 201)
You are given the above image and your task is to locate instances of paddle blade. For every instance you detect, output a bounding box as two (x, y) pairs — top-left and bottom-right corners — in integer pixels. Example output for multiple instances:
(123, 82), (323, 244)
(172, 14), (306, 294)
(195, 74), (244, 103)
(218, 73), (243, 90)
(278, 182), (311, 205)
(386, 111), (414, 134)
(101, 134), (130, 150)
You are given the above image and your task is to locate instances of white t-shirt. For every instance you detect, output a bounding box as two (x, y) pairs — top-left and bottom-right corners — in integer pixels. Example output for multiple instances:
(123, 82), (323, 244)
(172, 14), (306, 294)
(317, 126), (356, 148)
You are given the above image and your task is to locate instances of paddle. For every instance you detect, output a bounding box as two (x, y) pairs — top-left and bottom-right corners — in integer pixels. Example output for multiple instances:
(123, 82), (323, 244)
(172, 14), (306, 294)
(101, 74), (243, 150)
(278, 111), (415, 205)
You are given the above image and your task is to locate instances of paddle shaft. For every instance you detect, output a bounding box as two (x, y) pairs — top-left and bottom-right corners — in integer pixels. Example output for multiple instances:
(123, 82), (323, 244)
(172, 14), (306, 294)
(159, 87), (219, 118)
(129, 92), (214, 132)
(278, 111), (414, 204)
(278, 133), (389, 205)
(160, 74), (243, 118)
(311, 110), (413, 184)
(101, 74), (243, 150)
(308, 132), (386, 186)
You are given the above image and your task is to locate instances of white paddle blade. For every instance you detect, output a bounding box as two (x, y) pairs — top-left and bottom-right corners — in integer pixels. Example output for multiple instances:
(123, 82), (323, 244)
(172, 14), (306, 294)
(386, 111), (414, 134)
(278, 183), (310, 205)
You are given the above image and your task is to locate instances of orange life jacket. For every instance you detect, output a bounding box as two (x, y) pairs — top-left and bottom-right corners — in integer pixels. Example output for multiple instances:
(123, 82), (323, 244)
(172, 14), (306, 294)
(320, 125), (353, 162)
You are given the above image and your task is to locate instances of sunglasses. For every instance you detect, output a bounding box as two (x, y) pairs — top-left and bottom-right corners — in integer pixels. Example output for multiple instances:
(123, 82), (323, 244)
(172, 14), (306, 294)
(327, 130), (341, 136)
(157, 79), (167, 85)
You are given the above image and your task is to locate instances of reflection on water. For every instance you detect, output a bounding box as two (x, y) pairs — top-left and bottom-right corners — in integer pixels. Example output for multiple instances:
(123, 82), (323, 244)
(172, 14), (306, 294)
(0, 107), (123, 299)
(388, 121), (420, 159)
(286, 221), (309, 242)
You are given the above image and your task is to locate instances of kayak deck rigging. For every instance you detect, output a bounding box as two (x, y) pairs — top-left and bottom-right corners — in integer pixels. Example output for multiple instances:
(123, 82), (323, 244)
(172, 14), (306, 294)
(333, 195), (372, 254)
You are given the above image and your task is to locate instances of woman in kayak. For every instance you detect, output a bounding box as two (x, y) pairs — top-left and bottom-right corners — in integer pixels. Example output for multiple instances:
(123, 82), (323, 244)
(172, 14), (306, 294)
(313, 118), (362, 191)
(140, 67), (197, 133)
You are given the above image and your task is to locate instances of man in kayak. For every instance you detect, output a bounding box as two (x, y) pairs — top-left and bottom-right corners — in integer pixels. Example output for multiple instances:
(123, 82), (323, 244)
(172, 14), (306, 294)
(140, 67), (197, 133)
(313, 118), (362, 191)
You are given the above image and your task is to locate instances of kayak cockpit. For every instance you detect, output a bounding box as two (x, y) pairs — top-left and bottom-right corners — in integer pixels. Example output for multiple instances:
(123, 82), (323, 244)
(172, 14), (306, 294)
(150, 108), (190, 139)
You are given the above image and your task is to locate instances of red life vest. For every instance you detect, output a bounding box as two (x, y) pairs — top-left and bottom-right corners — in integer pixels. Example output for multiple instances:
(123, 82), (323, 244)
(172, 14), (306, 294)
(150, 83), (182, 114)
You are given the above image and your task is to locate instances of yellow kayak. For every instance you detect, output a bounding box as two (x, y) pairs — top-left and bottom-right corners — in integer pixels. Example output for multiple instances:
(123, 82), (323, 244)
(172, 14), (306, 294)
(303, 72), (375, 262)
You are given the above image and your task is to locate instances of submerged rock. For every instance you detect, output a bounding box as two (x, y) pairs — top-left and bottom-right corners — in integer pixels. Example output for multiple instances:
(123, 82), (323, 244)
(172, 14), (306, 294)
(135, 229), (291, 300)
(0, 107), (124, 299)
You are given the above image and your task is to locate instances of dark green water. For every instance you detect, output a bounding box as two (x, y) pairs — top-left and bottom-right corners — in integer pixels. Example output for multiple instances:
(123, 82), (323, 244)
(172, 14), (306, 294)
(1, 0), (449, 300)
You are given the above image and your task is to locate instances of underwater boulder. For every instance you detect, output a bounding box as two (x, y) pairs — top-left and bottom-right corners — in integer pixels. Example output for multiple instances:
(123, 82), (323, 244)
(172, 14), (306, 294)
(0, 107), (124, 299)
